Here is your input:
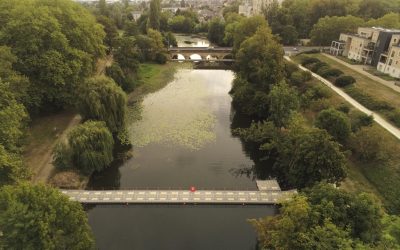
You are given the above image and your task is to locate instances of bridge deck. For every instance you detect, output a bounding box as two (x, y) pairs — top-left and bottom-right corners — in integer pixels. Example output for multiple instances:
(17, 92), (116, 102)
(61, 189), (296, 205)
(61, 180), (296, 205)
(170, 59), (234, 62)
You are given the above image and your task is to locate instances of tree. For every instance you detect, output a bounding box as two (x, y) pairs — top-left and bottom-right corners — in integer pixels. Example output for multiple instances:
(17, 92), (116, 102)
(310, 15), (364, 46)
(68, 121), (114, 174)
(97, 15), (119, 51)
(0, 145), (29, 187)
(99, 0), (108, 16)
(114, 36), (140, 71)
(366, 13), (400, 29)
(250, 195), (354, 249)
(358, 0), (390, 19)
(106, 63), (135, 92)
(0, 0), (105, 111)
(207, 18), (225, 46)
(315, 108), (351, 143)
(309, 0), (348, 26)
(0, 80), (28, 152)
(350, 126), (388, 161)
(251, 183), (384, 249)
(77, 76), (127, 135)
(0, 46), (33, 111)
(268, 81), (299, 127)
(235, 26), (285, 87)
(304, 183), (383, 243)
(0, 183), (94, 249)
(232, 15), (267, 51)
(148, 0), (161, 30)
(273, 122), (347, 188)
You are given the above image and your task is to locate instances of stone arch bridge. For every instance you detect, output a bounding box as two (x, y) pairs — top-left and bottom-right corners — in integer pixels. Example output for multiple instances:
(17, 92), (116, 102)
(168, 47), (234, 61)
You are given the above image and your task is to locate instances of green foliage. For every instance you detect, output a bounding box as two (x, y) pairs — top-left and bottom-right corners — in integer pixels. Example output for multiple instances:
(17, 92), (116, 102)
(207, 18), (225, 46)
(232, 15), (267, 51)
(335, 75), (356, 87)
(0, 183), (94, 249)
(366, 13), (400, 29)
(251, 183), (385, 249)
(0, 0), (105, 110)
(97, 15), (119, 51)
(268, 81), (299, 127)
(350, 126), (389, 161)
(114, 36), (140, 71)
(162, 32), (177, 47)
(148, 0), (161, 30)
(301, 57), (320, 66)
(274, 125), (347, 188)
(67, 121), (114, 174)
(0, 80), (28, 152)
(0, 145), (29, 187)
(168, 15), (195, 33)
(315, 108), (351, 143)
(78, 76), (127, 135)
(310, 15), (364, 46)
(350, 111), (373, 132)
(106, 63), (135, 92)
(52, 141), (73, 170)
(235, 26), (285, 86)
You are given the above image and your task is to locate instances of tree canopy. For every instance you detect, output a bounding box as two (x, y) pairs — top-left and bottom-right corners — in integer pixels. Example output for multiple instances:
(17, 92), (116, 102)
(0, 0), (105, 111)
(67, 121), (114, 174)
(77, 76), (127, 135)
(0, 183), (94, 249)
(250, 183), (385, 249)
(315, 108), (351, 143)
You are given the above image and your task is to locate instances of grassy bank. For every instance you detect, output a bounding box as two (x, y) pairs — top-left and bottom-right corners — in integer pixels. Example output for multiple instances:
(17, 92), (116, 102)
(129, 62), (191, 101)
(293, 53), (400, 128)
(290, 57), (400, 213)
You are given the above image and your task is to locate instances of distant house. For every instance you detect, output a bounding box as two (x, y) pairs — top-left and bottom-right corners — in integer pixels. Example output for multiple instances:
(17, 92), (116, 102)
(238, 0), (282, 17)
(330, 27), (400, 78)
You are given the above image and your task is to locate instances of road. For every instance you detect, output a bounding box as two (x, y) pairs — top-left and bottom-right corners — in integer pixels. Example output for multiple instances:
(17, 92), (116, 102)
(285, 56), (400, 140)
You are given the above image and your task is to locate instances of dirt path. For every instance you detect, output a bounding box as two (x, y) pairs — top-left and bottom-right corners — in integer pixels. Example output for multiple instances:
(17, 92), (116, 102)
(24, 112), (82, 183)
(25, 56), (113, 183)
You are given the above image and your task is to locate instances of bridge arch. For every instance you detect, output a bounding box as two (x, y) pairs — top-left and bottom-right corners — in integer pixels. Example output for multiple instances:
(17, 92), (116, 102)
(189, 54), (202, 60)
(171, 54), (186, 60)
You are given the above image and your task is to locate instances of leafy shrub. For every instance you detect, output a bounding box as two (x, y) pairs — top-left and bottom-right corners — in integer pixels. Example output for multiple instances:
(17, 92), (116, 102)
(309, 62), (328, 73)
(289, 70), (309, 85)
(53, 142), (72, 170)
(335, 75), (356, 87)
(309, 98), (331, 112)
(387, 109), (400, 128)
(336, 103), (350, 114)
(316, 65), (331, 76)
(106, 63), (135, 92)
(155, 52), (167, 64)
(302, 49), (320, 54)
(284, 61), (299, 77)
(322, 68), (344, 78)
(350, 111), (373, 132)
(315, 108), (351, 142)
(301, 57), (320, 66)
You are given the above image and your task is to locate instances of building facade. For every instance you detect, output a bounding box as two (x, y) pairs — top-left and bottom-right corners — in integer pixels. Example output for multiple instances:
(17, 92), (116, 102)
(330, 27), (400, 78)
(238, 0), (282, 17)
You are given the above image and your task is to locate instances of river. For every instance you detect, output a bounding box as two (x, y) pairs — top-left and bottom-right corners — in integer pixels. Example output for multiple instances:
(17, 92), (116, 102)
(87, 35), (276, 250)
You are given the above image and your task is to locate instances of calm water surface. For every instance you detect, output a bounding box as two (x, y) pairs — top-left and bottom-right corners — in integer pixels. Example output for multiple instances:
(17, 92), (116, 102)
(87, 36), (275, 250)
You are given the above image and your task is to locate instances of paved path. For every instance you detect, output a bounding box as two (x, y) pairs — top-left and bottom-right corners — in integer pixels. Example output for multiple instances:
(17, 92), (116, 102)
(61, 180), (296, 205)
(285, 56), (400, 140)
(322, 54), (400, 93)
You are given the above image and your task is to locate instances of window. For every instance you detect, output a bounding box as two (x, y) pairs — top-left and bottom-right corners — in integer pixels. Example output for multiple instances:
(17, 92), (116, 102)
(389, 59), (393, 66)
(391, 51), (395, 57)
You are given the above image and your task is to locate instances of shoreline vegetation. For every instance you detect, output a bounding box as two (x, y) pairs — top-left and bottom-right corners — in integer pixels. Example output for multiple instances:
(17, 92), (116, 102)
(24, 61), (186, 189)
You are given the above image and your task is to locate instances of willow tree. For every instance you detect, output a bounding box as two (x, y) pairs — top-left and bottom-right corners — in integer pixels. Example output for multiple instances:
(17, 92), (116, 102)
(78, 76), (127, 134)
(68, 121), (114, 174)
(0, 183), (94, 249)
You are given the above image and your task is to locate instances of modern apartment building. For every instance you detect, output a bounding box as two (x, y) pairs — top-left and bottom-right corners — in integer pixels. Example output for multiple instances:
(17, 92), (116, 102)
(330, 27), (400, 78)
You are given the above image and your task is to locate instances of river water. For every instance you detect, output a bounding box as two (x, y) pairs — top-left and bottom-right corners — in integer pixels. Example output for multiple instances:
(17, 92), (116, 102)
(87, 35), (276, 250)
